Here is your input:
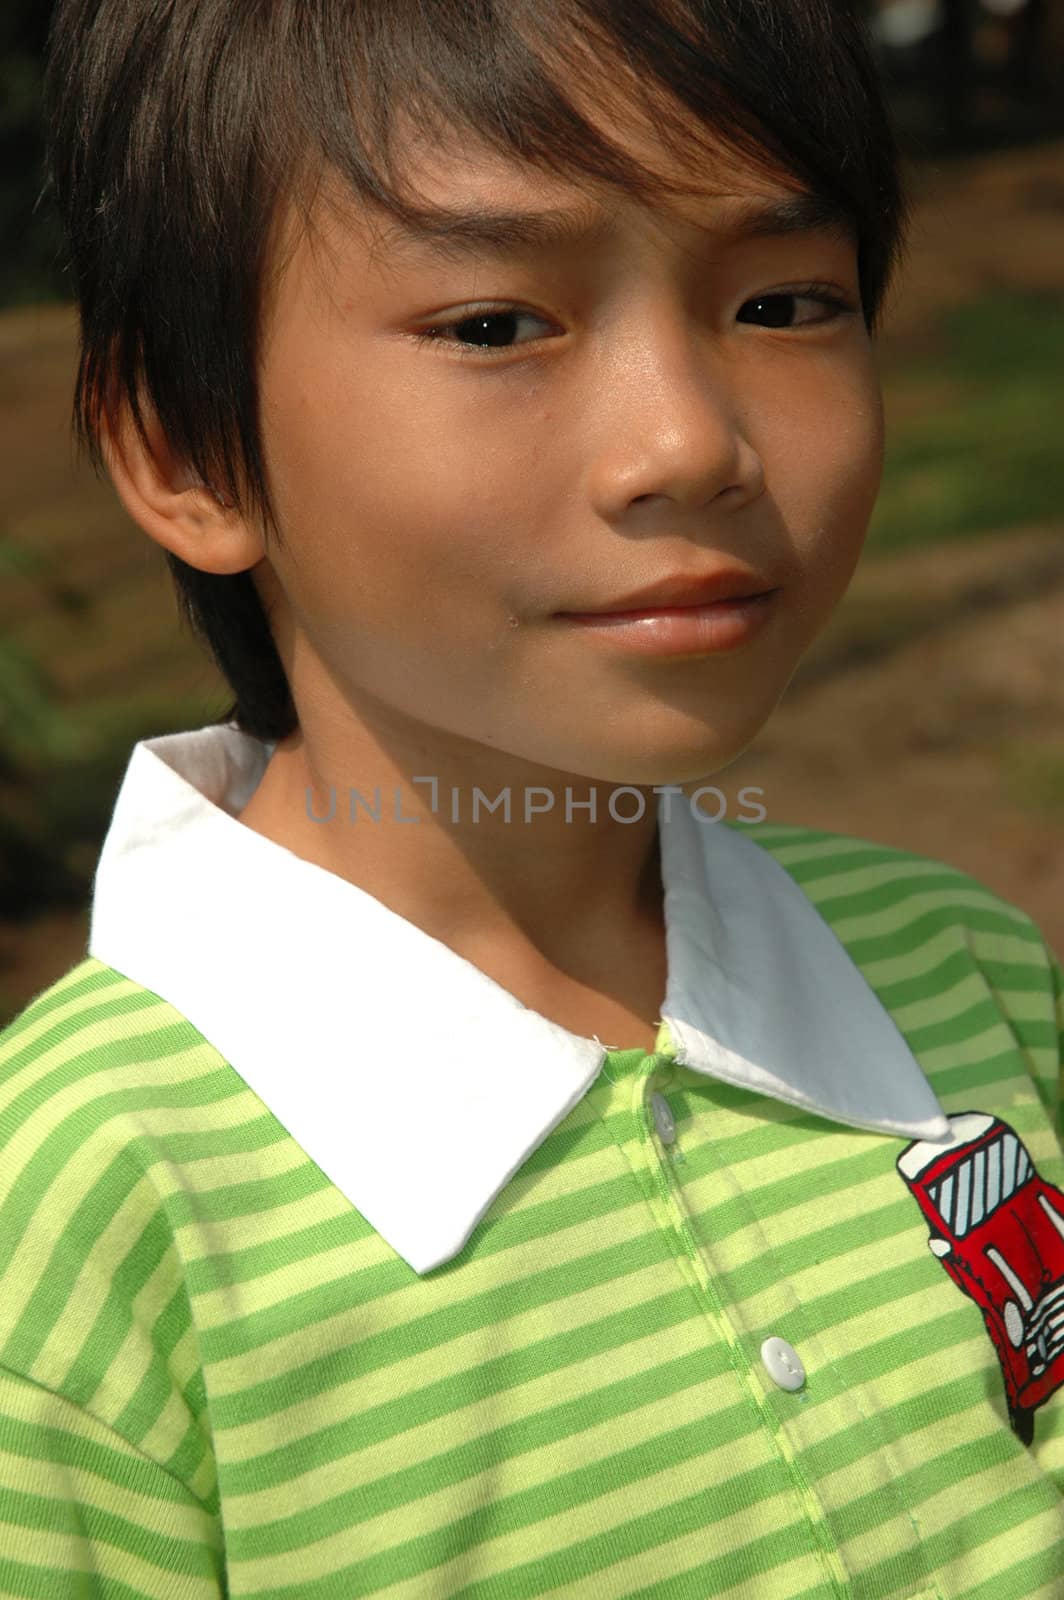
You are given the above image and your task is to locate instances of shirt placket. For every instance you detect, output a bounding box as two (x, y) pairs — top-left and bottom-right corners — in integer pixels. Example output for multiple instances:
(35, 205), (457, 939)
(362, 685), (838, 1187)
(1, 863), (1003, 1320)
(636, 1032), (944, 1600)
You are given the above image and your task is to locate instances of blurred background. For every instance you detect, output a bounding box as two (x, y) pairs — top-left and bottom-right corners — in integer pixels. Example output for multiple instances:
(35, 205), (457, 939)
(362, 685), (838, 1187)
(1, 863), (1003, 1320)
(2, 0), (1064, 1021)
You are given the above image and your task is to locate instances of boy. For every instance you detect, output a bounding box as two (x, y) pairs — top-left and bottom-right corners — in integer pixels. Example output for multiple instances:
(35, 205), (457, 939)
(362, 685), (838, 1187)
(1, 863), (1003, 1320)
(2, 0), (1063, 1594)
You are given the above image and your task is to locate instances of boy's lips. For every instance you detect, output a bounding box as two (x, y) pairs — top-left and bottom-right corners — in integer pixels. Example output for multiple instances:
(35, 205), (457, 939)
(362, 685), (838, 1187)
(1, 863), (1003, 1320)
(554, 590), (781, 656)
(556, 565), (779, 617)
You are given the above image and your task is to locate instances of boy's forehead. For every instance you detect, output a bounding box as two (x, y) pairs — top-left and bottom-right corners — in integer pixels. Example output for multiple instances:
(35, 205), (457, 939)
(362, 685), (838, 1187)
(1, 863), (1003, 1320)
(263, 69), (849, 319)
(381, 96), (780, 209)
(299, 117), (813, 280)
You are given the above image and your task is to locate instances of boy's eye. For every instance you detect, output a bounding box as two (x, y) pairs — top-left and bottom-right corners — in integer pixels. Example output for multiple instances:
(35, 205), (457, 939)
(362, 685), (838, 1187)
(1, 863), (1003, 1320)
(410, 307), (553, 358)
(410, 285), (857, 361)
(737, 288), (857, 329)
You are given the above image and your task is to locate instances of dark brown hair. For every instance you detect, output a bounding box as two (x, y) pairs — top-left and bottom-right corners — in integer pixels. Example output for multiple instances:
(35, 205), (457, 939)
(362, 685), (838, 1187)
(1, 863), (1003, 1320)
(44, 0), (911, 741)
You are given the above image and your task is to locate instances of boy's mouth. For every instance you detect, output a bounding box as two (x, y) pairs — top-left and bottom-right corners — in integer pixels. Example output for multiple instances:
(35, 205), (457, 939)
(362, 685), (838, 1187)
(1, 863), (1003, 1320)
(556, 563), (780, 618)
(554, 588), (781, 657)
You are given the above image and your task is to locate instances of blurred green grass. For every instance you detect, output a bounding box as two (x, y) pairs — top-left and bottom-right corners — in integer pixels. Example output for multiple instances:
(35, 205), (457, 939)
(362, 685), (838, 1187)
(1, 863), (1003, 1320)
(998, 740), (1064, 817)
(869, 288), (1064, 555)
(1, 680), (225, 913)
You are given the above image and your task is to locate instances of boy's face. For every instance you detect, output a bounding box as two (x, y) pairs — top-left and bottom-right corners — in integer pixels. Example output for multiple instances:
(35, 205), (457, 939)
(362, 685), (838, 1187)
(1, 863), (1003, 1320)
(250, 111), (883, 789)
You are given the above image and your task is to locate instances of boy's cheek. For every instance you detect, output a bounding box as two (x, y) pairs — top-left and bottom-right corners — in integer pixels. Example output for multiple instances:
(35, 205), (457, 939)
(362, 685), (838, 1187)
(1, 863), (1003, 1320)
(801, 376), (885, 558)
(805, 357), (885, 487)
(774, 433), (885, 645)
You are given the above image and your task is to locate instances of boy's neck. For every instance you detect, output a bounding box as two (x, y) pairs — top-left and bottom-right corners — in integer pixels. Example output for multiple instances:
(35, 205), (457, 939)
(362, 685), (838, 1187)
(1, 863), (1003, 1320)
(236, 729), (669, 1053)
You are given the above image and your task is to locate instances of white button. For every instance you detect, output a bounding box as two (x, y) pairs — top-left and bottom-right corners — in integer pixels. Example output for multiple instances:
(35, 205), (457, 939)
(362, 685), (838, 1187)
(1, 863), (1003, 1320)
(761, 1336), (805, 1392)
(650, 1092), (676, 1144)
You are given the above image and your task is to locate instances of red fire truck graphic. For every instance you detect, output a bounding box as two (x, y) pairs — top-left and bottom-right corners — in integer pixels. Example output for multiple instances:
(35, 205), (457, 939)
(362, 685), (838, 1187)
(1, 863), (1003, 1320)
(897, 1111), (1064, 1446)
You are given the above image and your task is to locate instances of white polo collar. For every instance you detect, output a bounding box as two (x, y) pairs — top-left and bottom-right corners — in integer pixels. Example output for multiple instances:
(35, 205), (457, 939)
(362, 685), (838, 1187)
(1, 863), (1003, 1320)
(88, 723), (951, 1275)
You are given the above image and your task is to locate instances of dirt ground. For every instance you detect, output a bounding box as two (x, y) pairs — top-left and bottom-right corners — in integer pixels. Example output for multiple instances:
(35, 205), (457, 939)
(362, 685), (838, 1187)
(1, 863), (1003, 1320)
(2, 136), (1064, 1016)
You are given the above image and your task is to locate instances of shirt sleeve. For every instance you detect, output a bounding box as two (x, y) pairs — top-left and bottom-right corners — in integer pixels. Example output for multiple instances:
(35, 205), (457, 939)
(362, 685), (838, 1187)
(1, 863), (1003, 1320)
(0, 1364), (226, 1598)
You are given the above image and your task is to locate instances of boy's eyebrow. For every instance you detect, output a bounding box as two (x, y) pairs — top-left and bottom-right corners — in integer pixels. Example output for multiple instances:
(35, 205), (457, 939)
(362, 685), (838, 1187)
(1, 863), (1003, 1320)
(373, 190), (858, 263)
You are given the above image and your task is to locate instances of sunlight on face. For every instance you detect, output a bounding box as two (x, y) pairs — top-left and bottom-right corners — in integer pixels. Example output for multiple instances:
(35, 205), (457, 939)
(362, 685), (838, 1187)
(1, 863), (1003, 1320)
(251, 104), (884, 791)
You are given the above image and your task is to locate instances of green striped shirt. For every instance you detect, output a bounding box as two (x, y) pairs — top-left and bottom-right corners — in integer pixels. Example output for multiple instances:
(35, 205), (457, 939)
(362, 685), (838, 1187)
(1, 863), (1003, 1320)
(2, 729), (1064, 1596)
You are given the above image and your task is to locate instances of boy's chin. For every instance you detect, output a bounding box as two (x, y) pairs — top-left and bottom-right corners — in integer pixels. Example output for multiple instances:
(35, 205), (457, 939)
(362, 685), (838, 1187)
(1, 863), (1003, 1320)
(549, 740), (765, 794)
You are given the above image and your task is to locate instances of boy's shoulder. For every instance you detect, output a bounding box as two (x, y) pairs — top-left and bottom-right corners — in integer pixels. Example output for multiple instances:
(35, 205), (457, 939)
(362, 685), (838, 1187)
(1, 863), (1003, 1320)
(0, 954), (237, 1233)
(0, 956), (225, 1504)
(726, 817), (1064, 1123)
(0, 959), (256, 1223)
(0, 954), (217, 1075)
(724, 816), (1048, 943)
(0, 953), (236, 1187)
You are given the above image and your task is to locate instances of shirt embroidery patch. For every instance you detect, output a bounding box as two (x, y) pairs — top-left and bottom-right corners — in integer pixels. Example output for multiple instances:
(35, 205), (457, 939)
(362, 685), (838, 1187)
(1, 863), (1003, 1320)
(897, 1111), (1064, 1446)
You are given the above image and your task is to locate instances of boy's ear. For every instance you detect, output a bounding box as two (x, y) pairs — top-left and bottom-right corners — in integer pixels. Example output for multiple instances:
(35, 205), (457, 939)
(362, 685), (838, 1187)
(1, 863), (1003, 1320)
(100, 396), (267, 576)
